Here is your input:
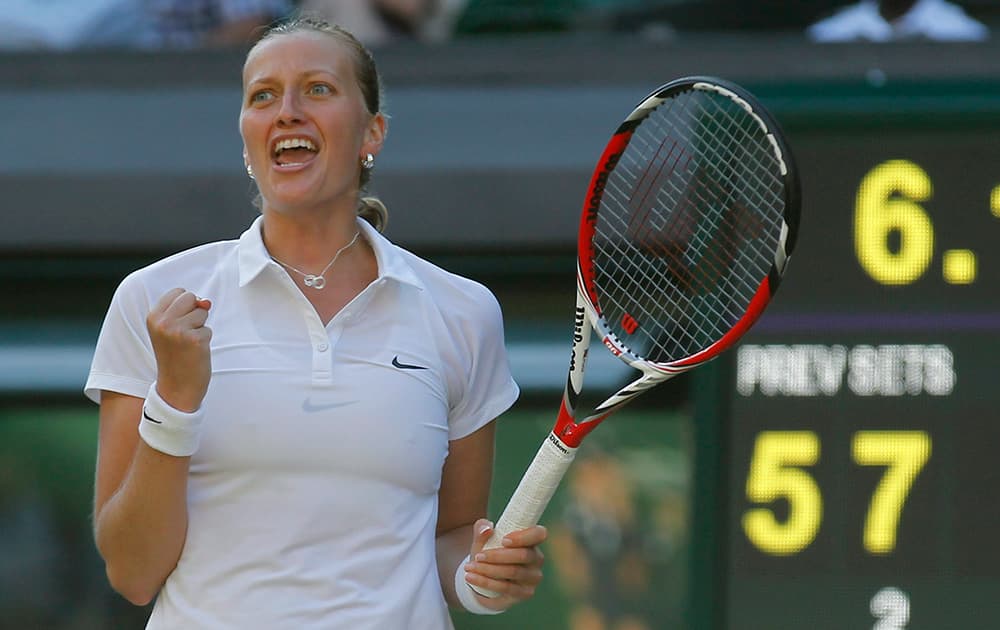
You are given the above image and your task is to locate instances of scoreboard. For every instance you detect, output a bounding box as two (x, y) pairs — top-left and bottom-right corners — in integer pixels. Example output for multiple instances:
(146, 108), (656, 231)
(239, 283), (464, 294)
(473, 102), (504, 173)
(721, 104), (1000, 629)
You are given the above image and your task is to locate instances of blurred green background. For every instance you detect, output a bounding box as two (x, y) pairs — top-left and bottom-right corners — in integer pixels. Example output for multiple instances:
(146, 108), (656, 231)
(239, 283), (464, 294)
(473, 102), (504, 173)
(0, 405), (693, 629)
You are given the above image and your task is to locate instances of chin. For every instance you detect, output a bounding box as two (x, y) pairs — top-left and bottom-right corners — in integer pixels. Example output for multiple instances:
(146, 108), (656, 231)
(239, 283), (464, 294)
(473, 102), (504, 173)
(264, 182), (322, 209)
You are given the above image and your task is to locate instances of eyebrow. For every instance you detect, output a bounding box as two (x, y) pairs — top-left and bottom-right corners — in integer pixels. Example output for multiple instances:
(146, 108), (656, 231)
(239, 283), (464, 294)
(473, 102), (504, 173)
(245, 69), (342, 88)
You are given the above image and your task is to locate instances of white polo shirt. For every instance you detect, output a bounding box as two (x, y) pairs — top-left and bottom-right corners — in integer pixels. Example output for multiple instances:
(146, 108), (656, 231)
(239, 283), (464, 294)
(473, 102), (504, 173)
(85, 215), (520, 630)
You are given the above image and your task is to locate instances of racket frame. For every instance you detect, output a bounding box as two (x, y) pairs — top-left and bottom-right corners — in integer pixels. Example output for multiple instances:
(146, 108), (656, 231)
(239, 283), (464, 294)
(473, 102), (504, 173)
(469, 76), (799, 599)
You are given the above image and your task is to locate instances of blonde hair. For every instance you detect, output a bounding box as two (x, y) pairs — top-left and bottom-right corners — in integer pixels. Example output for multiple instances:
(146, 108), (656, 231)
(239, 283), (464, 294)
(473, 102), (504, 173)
(250, 16), (389, 232)
(358, 196), (388, 232)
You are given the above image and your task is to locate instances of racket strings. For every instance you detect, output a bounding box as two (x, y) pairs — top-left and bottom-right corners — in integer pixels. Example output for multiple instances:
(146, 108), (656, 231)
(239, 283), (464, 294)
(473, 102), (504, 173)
(591, 88), (787, 364)
(622, 104), (769, 299)
(669, 177), (767, 304)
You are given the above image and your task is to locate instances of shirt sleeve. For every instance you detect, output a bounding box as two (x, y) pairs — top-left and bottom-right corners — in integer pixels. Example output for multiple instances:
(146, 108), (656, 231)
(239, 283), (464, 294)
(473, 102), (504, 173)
(447, 285), (520, 441)
(84, 272), (157, 404)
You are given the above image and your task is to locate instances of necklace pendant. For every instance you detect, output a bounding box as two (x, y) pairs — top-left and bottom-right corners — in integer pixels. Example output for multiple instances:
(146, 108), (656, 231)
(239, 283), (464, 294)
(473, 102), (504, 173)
(304, 274), (325, 289)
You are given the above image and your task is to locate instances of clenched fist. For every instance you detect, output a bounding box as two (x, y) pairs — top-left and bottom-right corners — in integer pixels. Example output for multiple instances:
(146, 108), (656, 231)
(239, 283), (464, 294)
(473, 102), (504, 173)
(146, 289), (212, 413)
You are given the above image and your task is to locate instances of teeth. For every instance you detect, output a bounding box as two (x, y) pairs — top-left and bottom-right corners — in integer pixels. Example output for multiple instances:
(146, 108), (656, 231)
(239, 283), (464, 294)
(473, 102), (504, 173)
(273, 138), (317, 155)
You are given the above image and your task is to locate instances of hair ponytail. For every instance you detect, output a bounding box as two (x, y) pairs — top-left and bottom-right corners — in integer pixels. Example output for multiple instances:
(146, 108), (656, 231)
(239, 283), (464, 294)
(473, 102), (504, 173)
(358, 197), (388, 233)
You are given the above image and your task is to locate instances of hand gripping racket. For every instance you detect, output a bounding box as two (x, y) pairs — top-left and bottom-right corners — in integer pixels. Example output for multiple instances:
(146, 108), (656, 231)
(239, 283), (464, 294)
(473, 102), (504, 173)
(472, 76), (800, 597)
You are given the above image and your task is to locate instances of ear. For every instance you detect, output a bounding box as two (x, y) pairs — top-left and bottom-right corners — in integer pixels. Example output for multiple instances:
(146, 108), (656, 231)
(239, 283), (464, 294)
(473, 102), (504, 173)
(362, 112), (387, 158)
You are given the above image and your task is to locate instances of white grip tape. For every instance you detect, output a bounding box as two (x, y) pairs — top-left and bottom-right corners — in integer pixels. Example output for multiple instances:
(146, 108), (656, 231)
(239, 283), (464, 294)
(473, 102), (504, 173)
(469, 432), (577, 598)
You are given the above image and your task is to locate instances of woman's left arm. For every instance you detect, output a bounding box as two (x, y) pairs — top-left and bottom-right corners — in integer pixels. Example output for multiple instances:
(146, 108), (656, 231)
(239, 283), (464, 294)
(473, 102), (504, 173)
(436, 420), (547, 613)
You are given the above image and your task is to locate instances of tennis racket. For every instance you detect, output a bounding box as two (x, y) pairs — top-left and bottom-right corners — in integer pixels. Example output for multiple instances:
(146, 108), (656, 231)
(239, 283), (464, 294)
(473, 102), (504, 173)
(472, 76), (800, 597)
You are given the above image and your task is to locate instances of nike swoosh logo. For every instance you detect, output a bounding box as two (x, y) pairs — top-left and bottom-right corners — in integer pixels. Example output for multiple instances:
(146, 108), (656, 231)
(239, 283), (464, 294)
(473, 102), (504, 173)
(392, 356), (428, 370)
(142, 409), (163, 424)
(302, 399), (358, 413)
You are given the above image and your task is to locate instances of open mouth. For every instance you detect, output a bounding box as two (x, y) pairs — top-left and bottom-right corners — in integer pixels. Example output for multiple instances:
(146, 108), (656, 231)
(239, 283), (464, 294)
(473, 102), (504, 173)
(272, 137), (318, 167)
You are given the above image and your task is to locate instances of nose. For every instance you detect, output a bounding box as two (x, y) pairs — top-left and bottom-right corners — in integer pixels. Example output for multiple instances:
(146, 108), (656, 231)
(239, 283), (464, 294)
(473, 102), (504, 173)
(276, 92), (303, 125)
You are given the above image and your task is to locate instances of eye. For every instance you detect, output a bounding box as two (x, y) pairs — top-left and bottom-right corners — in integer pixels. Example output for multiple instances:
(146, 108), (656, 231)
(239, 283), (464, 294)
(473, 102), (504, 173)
(308, 83), (333, 96)
(249, 90), (274, 104)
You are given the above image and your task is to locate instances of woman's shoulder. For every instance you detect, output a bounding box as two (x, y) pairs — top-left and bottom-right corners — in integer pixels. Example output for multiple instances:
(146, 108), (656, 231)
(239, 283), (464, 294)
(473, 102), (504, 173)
(117, 238), (239, 295)
(395, 247), (500, 310)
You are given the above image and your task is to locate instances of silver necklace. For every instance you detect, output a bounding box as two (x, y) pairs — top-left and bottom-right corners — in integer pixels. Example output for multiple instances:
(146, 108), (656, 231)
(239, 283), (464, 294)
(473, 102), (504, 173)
(270, 231), (360, 290)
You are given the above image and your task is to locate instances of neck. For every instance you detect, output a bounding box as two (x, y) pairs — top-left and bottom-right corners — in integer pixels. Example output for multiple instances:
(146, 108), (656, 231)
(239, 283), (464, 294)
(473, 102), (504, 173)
(261, 207), (361, 271)
(269, 230), (361, 289)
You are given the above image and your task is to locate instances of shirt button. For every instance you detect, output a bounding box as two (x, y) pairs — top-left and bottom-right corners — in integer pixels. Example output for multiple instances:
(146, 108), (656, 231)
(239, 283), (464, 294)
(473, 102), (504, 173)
(316, 342), (329, 352)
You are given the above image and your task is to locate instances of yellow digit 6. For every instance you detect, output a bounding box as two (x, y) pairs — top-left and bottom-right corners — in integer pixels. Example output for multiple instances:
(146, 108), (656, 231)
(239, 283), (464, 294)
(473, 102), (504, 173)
(853, 431), (931, 555)
(854, 159), (934, 285)
(742, 431), (822, 555)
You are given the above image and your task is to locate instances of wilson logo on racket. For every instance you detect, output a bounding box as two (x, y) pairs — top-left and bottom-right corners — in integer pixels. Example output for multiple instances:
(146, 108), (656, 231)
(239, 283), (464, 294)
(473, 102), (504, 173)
(584, 149), (624, 225)
(573, 307), (586, 341)
(569, 307), (587, 371)
(546, 432), (571, 455)
(620, 313), (640, 334)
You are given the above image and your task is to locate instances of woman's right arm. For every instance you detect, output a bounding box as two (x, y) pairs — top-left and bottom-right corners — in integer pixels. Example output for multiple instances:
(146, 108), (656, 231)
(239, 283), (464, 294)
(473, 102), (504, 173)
(93, 288), (213, 605)
(94, 391), (192, 605)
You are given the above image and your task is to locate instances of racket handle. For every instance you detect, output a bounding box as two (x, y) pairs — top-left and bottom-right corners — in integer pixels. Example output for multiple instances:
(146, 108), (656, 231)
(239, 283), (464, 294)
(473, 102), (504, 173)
(469, 432), (577, 598)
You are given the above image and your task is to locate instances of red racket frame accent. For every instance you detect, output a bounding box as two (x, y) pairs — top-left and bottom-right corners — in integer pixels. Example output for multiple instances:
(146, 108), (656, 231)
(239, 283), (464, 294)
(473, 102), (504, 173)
(578, 127), (636, 309)
(552, 397), (614, 448)
(672, 274), (775, 368)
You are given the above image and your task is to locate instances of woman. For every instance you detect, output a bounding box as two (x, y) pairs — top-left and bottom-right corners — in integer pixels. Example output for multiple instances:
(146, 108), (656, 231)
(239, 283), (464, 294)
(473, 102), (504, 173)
(86, 17), (546, 628)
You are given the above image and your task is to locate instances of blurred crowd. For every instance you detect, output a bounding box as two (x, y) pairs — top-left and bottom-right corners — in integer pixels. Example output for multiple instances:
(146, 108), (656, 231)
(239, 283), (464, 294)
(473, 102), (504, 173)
(807, 0), (988, 42)
(0, 0), (469, 51)
(0, 0), (989, 52)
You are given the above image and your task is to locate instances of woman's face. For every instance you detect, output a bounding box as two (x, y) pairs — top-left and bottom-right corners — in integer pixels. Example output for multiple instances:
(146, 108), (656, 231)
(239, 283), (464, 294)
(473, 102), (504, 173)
(240, 31), (384, 214)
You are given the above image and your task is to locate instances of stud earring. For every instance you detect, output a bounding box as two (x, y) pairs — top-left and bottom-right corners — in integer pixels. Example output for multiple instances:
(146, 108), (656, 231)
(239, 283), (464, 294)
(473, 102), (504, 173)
(246, 162), (255, 180)
(361, 153), (375, 170)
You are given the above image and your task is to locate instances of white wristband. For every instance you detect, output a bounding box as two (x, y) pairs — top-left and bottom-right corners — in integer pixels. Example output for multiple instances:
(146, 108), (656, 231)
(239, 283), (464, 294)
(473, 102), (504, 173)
(454, 554), (505, 615)
(139, 382), (205, 457)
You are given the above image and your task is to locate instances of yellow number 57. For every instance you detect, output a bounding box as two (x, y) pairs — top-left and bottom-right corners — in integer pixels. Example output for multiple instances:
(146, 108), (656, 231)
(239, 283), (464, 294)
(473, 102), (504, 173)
(742, 430), (931, 556)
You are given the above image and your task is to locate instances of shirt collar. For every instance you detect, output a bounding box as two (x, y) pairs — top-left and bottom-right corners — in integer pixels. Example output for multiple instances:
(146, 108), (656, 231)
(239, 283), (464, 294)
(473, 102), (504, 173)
(237, 215), (271, 287)
(237, 213), (424, 290)
(357, 215), (424, 290)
